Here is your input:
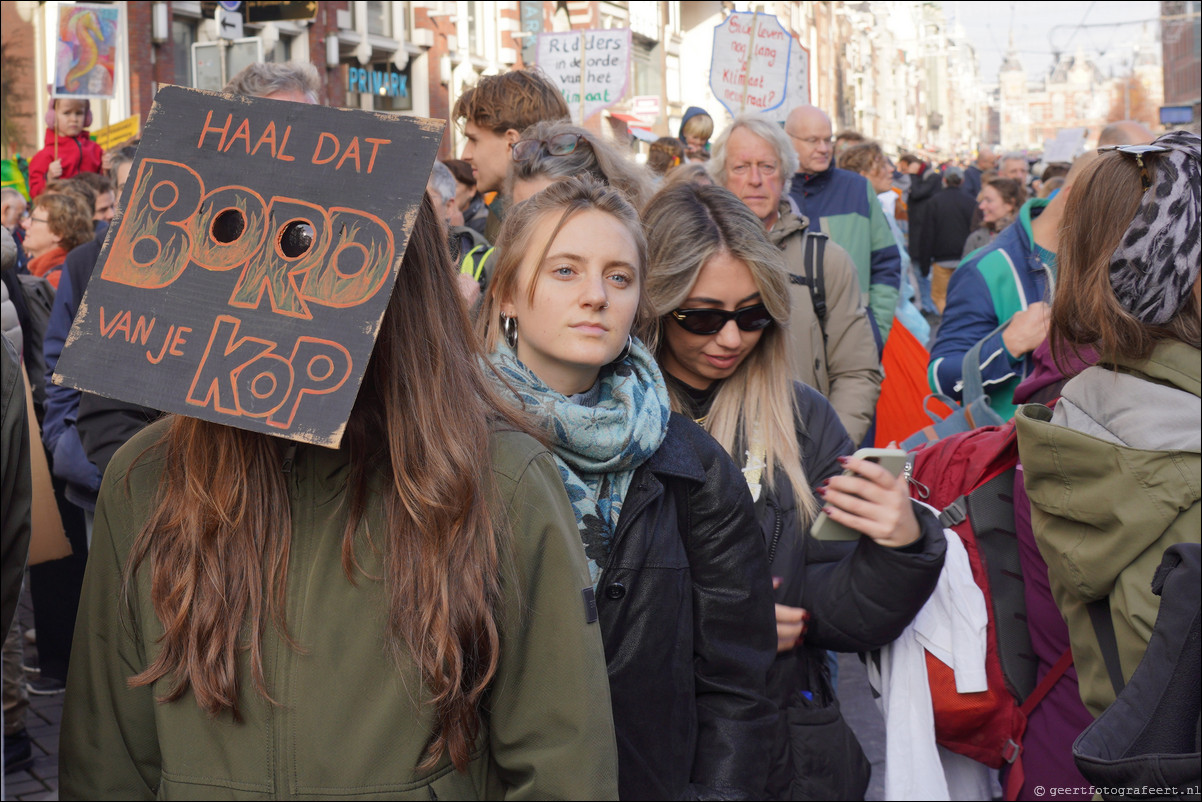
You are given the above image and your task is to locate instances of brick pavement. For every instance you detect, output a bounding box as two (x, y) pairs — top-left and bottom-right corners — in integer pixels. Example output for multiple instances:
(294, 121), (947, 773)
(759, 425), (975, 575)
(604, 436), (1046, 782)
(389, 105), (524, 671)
(4, 585), (60, 802)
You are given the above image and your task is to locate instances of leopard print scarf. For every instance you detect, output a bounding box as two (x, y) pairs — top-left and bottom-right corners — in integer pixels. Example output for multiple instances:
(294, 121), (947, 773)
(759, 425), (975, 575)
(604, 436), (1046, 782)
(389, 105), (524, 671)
(1108, 130), (1200, 326)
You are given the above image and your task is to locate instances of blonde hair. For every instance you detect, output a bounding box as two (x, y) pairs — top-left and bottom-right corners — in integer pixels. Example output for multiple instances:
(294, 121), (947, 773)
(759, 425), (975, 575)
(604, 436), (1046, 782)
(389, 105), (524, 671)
(640, 183), (819, 523)
(477, 176), (651, 352)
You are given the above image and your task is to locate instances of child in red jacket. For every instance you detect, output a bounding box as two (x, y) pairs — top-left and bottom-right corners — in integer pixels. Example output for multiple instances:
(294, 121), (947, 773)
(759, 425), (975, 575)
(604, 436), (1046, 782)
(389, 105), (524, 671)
(28, 98), (104, 198)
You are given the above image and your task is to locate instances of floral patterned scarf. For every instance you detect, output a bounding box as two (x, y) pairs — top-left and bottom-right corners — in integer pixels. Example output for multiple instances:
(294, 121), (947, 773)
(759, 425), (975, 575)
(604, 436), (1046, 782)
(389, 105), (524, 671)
(486, 338), (670, 584)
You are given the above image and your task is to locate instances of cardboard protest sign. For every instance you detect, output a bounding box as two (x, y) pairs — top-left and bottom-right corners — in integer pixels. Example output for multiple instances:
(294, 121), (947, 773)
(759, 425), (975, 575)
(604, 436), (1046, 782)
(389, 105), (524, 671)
(53, 3), (120, 99)
(710, 11), (790, 117)
(53, 85), (444, 447)
(537, 28), (631, 124)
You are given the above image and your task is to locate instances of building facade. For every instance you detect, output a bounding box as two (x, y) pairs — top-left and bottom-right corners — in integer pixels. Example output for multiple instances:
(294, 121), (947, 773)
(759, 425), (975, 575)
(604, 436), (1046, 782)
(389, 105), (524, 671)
(4, 1), (1176, 167)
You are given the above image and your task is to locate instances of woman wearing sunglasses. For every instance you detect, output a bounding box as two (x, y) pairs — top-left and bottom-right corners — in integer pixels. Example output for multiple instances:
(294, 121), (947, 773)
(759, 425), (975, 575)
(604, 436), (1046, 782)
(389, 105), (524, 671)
(643, 183), (946, 801)
(507, 121), (653, 210)
(477, 176), (777, 800)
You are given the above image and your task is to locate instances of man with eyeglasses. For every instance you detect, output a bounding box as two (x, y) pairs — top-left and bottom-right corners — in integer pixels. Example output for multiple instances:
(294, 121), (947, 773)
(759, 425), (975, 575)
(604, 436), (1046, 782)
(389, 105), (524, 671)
(784, 106), (902, 345)
(710, 116), (881, 445)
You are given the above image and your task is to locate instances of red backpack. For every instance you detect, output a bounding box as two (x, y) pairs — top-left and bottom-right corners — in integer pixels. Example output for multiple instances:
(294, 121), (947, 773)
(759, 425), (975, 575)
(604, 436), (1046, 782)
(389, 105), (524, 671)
(907, 421), (1073, 799)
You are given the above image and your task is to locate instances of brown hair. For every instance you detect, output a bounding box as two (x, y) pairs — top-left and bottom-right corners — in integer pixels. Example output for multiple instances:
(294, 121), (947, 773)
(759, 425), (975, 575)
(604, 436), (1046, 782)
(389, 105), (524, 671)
(834, 130), (865, 151)
(1052, 151), (1201, 365)
(33, 191), (93, 251)
(1040, 162), (1071, 182)
(442, 158), (476, 188)
(648, 137), (684, 176)
(660, 162), (714, 190)
(837, 141), (885, 176)
(123, 193), (535, 772)
(477, 176), (650, 352)
(453, 69), (570, 135)
(982, 177), (1026, 219)
(506, 120), (654, 210)
(74, 170), (113, 197)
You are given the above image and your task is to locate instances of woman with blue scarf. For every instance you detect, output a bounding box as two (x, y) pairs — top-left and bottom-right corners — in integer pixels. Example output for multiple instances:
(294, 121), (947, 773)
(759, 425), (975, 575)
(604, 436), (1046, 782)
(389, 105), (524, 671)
(477, 176), (777, 801)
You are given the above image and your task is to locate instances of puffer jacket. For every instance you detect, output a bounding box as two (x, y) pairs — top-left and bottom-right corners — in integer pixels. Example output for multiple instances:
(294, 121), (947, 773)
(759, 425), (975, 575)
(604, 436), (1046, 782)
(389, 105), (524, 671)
(29, 128), (104, 198)
(756, 383), (946, 797)
(60, 419), (621, 800)
(1, 227), (18, 357)
(600, 412), (777, 800)
(1015, 340), (1201, 717)
(1, 278), (19, 357)
(767, 205), (882, 445)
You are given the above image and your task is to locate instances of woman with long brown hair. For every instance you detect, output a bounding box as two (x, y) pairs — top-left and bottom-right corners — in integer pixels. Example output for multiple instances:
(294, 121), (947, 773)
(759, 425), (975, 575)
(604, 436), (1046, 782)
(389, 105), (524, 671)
(477, 175), (776, 800)
(1016, 132), (1200, 721)
(58, 195), (619, 799)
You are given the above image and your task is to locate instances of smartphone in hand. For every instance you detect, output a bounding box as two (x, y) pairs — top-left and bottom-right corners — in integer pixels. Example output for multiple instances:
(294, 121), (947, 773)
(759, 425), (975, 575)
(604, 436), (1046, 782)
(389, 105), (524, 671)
(810, 448), (909, 541)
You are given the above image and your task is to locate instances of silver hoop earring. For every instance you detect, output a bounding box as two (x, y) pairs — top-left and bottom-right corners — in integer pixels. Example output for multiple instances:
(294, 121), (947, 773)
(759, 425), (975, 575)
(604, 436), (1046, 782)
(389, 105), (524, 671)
(611, 334), (632, 364)
(502, 314), (518, 349)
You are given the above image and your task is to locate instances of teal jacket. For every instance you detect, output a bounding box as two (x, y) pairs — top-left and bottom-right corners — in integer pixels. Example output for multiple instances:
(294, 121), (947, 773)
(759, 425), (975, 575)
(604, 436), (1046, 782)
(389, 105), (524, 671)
(929, 199), (1053, 421)
(789, 166), (902, 339)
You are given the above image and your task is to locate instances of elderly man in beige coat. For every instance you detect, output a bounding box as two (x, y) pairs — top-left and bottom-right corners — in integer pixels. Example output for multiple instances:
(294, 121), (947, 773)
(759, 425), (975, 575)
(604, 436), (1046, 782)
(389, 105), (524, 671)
(709, 115), (882, 444)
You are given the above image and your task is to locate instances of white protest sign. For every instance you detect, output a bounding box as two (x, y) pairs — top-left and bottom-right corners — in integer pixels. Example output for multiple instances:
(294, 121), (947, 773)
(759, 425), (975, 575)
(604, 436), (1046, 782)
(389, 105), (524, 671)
(537, 28), (631, 124)
(709, 11), (790, 116)
(763, 38), (810, 124)
(1042, 127), (1087, 164)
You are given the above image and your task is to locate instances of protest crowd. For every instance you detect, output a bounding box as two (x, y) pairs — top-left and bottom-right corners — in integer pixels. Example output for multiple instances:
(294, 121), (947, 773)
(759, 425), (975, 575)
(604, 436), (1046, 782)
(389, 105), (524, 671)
(1, 43), (1199, 802)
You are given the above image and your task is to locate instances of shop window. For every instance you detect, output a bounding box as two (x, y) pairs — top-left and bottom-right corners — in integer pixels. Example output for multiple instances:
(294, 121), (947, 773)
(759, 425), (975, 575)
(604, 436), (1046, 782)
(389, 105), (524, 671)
(346, 63), (413, 112)
(467, 2), (485, 57)
(632, 39), (661, 99)
(173, 18), (198, 86)
(266, 34), (293, 63)
(366, 1), (392, 38)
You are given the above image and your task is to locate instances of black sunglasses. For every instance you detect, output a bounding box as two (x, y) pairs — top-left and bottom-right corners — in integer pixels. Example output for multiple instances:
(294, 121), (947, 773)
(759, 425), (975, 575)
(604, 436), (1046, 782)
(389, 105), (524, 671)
(1098, 144), (1170, 192)
(511, 133), (589, 162)
(669, 304), (774, 335)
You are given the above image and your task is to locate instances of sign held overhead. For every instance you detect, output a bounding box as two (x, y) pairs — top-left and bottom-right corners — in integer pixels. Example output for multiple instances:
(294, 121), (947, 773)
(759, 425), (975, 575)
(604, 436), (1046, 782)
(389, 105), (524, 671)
(709, 11), (791, 116)
(536, 28), (631, 124)
(54, 86), (445, 447)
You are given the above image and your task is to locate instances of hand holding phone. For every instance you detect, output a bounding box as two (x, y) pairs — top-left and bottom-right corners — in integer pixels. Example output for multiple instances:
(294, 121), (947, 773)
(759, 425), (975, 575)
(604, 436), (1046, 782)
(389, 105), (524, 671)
(810, 448), (911, 543)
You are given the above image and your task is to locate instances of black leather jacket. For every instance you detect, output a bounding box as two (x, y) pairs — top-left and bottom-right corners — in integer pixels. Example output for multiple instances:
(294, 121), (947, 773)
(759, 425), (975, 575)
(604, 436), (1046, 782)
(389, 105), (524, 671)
(597, 412), (777, 801)
(759, 383), (947, 798)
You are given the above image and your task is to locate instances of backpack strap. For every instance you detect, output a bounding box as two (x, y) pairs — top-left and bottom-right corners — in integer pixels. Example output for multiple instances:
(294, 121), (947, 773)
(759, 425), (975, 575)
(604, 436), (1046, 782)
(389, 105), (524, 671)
(788, 231), (829, 342)
(461, 245), (494, 283)
(1087, 597), (1126, 697)
(1003, 647), (1075, 801)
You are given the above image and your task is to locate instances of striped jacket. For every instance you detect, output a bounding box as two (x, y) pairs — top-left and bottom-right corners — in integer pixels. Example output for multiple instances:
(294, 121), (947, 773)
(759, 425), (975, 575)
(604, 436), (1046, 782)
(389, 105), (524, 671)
(928, 198), (1053, 421)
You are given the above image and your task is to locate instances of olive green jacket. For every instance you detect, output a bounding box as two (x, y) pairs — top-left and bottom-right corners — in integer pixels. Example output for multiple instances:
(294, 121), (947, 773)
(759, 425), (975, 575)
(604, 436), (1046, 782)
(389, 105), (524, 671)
(59, 419), (619, 800)
(1015, 341), (1201, 717)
